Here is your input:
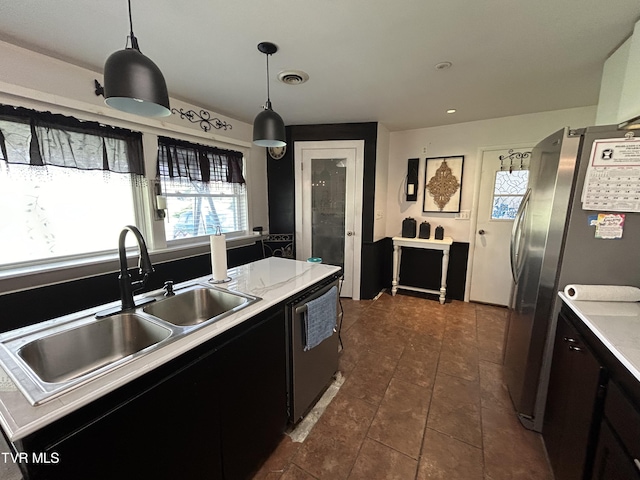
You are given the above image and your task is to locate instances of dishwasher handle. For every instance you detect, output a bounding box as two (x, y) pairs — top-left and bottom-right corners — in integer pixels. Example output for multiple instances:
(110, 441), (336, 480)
(293, 281), (338, 315)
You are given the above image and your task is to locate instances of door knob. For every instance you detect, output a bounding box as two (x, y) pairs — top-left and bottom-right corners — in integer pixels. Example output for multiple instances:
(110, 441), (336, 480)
(478, 229), (485, 235)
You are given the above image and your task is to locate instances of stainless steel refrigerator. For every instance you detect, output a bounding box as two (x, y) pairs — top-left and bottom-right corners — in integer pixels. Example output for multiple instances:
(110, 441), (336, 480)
(503, 125), (640, 432)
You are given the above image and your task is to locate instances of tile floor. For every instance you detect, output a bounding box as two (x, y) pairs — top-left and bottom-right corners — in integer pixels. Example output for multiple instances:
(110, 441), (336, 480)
(253, 292), (553, 480)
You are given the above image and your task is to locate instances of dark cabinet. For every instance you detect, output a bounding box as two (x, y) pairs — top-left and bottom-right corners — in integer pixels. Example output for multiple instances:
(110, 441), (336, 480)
(544, 310), (607, 480)
(592, 382), (640, 480)
(20, 344), (224, 480)
(16, 305), (287, 480)
(218, 306), (287, 479)
(592, 421), (640, 480)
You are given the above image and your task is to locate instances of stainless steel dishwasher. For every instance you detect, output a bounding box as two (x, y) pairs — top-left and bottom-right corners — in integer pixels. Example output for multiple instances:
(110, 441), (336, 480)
(286, 276), (341, 423)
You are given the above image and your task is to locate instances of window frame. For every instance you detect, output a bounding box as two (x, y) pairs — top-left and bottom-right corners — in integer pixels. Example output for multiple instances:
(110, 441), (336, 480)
(0, 94), (257, 297)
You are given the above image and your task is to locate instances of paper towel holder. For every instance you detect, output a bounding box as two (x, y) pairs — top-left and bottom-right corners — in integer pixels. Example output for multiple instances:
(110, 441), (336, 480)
(209, 226), (232, 284)
(209, 276), (232, 284)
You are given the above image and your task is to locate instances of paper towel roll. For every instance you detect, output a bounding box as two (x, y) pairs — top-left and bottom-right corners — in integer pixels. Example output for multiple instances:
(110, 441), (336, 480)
(210, 234), (228, 282)
(563, 284), (640, 302)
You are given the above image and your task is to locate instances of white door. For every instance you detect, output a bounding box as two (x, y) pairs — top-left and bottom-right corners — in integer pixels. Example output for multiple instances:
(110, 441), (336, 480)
(294, 141), (364, 299)
(469, 146), (532, 306)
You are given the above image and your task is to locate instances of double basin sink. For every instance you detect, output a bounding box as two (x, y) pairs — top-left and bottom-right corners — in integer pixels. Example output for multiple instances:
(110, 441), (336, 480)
(0, 282), (260, 405)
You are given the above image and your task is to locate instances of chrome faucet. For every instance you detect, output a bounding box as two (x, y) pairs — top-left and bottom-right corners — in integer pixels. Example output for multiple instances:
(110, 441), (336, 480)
(118, 225), (154, 311)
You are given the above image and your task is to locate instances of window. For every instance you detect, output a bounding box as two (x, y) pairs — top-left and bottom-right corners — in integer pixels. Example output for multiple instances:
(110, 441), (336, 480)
(491, 170), (529, 220)
(157, 137), (247, 241)
(0, 105), (144, 267)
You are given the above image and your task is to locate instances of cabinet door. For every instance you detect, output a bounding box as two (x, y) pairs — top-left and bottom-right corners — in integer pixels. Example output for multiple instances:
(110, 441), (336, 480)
(22, 348), (223, 480)
(544, 312), (605, 480)
(592, 421), (640, 480)
(218, 307), (287, 480)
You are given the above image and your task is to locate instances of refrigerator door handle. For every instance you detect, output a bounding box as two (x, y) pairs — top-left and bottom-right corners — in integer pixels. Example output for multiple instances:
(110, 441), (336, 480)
(510, 188), (531, 282)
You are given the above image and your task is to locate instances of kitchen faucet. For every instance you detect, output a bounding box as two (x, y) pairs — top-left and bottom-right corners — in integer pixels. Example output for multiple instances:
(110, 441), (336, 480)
(118, 225), (154, 311)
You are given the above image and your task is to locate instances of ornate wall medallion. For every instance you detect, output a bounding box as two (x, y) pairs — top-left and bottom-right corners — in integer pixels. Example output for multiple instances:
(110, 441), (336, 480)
(423, 156), (464, 212)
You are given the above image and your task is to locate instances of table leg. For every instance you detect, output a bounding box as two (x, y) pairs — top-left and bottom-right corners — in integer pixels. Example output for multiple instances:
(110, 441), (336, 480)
(392, 244), (401, 296)
(439, 248), (450, 304)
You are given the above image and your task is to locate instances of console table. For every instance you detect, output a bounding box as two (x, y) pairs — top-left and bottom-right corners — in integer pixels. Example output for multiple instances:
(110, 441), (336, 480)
(391, 236), (453, 304)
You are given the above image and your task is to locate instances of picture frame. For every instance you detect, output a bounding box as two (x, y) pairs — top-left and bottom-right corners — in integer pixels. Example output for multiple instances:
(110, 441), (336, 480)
(423, 155), (464, 213)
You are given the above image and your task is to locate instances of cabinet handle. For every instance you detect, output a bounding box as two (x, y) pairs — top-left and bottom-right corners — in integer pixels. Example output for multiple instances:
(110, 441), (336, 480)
(634, 459), (640, 472)
(563, 337), (578, 343)
(568, 345), (583, 352)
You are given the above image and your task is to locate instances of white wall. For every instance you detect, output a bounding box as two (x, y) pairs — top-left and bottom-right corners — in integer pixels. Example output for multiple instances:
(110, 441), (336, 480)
(386, 106), (597, 243)
(0, 40), (269, 237)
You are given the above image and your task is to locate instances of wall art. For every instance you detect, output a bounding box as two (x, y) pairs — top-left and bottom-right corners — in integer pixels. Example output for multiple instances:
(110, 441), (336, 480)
(423, 155), (464, 213)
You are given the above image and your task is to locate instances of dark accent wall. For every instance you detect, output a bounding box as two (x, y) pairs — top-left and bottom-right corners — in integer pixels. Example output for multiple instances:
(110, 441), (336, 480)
(0, 242), (265, 333)
(361, 237), (394, 299)
(396, 241), (469, 301)
(266, 122), (380, 298)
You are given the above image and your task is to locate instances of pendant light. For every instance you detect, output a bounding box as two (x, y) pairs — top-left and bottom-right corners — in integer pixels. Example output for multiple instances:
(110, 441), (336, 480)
(253, 42), (286, 147)
(102, 0), (171, 117)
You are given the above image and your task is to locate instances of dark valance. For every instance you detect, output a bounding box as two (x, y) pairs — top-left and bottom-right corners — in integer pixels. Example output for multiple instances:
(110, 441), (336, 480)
(157, 136), (245, 185)
(0, 104), (144, 175)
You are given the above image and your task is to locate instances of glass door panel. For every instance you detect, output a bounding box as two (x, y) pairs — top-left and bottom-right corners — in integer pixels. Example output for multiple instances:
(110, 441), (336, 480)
(311, 158), (347, 267)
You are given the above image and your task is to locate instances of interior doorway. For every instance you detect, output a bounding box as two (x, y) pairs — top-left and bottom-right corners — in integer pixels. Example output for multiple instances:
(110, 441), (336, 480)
(294, 140), (364, 299)
(469, 145), (533, 306)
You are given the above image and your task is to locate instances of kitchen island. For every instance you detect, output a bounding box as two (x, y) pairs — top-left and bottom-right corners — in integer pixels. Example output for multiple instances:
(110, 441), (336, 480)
(0, 257), (341, 479)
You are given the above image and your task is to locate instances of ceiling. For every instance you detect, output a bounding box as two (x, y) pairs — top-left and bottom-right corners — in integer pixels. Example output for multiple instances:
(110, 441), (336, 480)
(0, 1), (639, 131)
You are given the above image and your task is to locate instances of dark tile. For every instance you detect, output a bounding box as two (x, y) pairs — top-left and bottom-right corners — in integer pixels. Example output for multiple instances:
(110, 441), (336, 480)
(292, 390), (376, 480)
(341, 322), (405, 360)
(279, 464), (318, 480)
(367, 377), (431, 458)
(340, 349), (399, 405)
(477, 310), (507, 364)
(252, 436), (301, 479)
(347, 438), (417, 480)
(417, 428), (483, 480)
(479, 360), (512, 413)
(482, 406), (552, 479)
(432, 372), (481, 407)
(427, 395), (483, 447)
(427, 402), (483, 448)
(394, 348), (439, 389)
(427, 373), (482, 447)
(437, 344), (479, 382)
(368, 291), (397, 310)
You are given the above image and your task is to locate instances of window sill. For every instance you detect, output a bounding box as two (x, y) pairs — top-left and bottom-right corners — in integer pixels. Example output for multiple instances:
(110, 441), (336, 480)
(0, 234), (266, 296)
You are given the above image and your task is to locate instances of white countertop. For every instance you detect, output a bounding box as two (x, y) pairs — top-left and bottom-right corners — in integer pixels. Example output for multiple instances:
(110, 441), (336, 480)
(0, 257), (340, 442)
(559, 292), (640, 383)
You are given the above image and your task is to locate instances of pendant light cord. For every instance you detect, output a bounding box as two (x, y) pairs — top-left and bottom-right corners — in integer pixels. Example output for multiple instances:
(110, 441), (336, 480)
(265, 52), (271, 105)
(127, 0), (140, 51)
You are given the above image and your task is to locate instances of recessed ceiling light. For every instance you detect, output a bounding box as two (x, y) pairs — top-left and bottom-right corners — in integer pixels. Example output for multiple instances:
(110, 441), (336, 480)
(277, 70), (309, 85)
(447, 109), (456, 114)
(434, 61), (453, 70)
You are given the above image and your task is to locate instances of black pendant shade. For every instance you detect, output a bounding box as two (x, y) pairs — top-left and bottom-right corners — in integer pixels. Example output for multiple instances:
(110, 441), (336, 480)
(253, 100), (286, 147)
(253, 42), (286, 147)
(103, 1), (170, 117)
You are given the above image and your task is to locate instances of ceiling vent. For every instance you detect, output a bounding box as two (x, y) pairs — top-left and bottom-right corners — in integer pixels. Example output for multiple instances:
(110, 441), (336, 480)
(277, 70), (309, 85)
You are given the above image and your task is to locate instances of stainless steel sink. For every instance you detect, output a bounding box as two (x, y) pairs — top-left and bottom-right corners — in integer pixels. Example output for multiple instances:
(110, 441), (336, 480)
(17, 313), (172, 384)
(143, 286), (258, 326)
(0, 281), (260, 405)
